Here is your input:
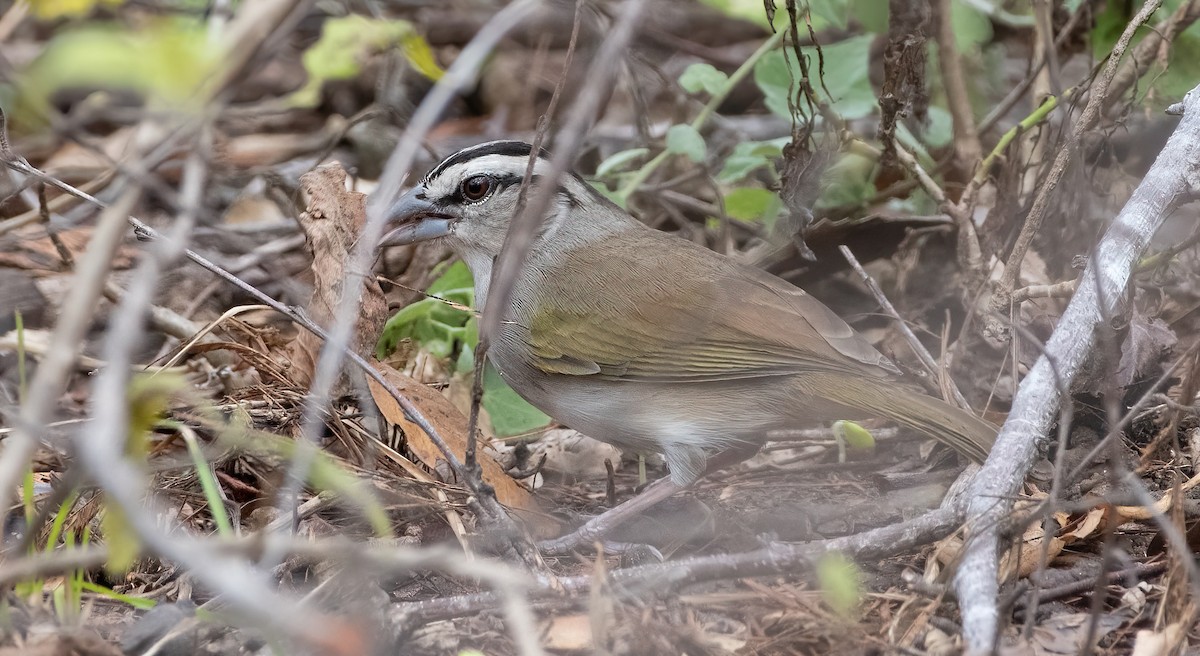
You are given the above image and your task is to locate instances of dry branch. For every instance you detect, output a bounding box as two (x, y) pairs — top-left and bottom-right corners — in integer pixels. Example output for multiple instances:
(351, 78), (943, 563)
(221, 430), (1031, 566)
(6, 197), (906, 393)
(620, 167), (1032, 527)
(397, 506), (963, 627)
(988, 0), (1164, 332)
(954, 83), (1200, 654)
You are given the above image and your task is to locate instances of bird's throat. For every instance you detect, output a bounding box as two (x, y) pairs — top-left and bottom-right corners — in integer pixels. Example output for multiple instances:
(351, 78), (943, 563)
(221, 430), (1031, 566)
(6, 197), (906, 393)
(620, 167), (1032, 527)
(462, 250), (494, 310)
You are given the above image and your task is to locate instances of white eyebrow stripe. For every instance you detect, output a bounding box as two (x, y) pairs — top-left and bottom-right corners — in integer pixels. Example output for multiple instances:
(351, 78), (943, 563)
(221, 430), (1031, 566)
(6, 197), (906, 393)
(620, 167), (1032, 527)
(423, 155), (560, 199)
(421, 140), (537, 183)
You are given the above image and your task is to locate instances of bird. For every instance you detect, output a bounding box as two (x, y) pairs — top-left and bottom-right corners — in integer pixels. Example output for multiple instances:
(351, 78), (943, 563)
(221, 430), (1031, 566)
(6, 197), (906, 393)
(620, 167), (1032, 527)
(380, 140), (996, 548)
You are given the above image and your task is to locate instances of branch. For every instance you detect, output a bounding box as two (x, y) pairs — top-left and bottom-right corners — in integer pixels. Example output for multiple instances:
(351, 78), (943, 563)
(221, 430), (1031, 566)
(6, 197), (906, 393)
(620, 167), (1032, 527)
(396, 506), (963, 627)
(935, 0), (983, 169)
(954, 83), (1200, 654)
(988, 0), (1164, 336)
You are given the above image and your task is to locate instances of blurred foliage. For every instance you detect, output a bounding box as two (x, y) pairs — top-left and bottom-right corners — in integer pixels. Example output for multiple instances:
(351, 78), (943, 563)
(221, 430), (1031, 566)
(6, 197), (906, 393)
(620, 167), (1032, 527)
(665, 123), (707, 163)
(29, 0), (124, 20)
(754, 35), (877, 121)
(100, 501), (139, 574)
(126, 373), (185, 460)
(376, 262), (551, 438)
(290, 15), (443, 107)
(10, 20), (218, 129)
(1094, 0), (1200, 99)
(817, 552), (863, 618)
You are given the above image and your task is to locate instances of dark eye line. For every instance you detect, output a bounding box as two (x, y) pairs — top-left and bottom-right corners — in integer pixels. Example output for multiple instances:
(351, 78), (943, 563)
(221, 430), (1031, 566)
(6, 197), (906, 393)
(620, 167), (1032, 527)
(453, 173), (524, 203)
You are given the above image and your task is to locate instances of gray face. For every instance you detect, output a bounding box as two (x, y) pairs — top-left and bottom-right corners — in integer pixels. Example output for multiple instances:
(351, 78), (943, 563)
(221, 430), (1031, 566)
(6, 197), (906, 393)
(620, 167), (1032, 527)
(380, 141), (609, 261)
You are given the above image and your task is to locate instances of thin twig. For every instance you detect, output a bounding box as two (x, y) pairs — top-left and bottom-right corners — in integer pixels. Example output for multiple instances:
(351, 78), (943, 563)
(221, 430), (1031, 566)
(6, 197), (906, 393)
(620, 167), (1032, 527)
(397, 506), (963, 626)
(1104, 0), (1200, 115)
(935, 0), (982, 169)
(839, 245), (971, 410)
(481, 0), (649, 341)
(989, 0), (1165, 335)
(466, 0), (585, 480)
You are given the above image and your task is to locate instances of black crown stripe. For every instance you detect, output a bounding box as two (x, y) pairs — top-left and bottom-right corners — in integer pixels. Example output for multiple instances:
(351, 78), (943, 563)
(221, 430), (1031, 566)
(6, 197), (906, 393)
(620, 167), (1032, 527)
(423, 141), (550, 184)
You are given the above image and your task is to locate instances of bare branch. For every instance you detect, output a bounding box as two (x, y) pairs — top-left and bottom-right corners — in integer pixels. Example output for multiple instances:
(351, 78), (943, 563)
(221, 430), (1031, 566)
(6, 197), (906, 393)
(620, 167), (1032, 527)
(954, 82), (1200, 653)
(0, 183), (140, 540)
(989, 0), (1165, 335)
(398, 506), (963, 626)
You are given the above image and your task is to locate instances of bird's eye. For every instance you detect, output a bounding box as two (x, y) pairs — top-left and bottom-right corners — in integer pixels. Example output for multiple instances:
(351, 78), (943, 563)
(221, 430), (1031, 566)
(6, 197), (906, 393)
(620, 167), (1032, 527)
(460, 175), (494, 202)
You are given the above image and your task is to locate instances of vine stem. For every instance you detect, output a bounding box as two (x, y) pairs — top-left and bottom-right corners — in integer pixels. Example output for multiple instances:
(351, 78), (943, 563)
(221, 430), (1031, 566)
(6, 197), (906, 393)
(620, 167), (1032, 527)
(616, 28), (786, 203)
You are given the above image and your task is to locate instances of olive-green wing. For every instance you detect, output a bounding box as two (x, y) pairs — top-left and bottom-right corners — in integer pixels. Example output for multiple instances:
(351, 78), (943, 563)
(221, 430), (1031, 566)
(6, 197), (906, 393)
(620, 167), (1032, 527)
(523, 231), (898, 382)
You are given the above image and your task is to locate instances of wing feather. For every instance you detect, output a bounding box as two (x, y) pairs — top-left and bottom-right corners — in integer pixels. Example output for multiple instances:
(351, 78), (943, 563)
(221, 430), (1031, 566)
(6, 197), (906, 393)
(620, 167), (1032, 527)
(523, 229), (898, 383)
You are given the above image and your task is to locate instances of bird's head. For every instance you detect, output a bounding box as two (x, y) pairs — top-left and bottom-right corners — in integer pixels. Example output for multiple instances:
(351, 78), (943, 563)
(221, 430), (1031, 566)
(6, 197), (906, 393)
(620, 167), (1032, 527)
(381, 140), (631, 261)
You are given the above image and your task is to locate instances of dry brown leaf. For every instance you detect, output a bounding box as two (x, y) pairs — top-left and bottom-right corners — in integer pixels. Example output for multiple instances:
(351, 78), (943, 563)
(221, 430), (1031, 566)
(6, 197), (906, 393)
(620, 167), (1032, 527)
(1002, 516), (1067, 580)
(220, 128), (339, 169)
(42, 126), (137, 181)
(1064, 505), (1107, 542)
(284, 162), (389, 388)
(0, 226), (138, 273)
(366, 363), (556, 536)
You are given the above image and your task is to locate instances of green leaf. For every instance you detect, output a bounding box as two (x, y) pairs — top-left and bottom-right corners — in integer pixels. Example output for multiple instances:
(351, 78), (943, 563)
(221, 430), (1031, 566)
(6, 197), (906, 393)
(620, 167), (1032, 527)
(832, 420), (876, 451)
(753, 49), (797, 120)
(920, 105), (954, 149)
(375, 260), (548, 438)
(1140, 28), (1200, 99)
(809, 0), (850, 30)
(665, 124), (706, 163)
(697, 0), (776, 28)
(679, 63), (728, 96)
(594, 148), (649, 178)
(400, 30), (444, 82)
(289, 16), (442, 107)
(723, 187), (781, 223)
(375, 261), (474, 360)
(850, 0), (890, 34)
(77, 581), (156, 610)
(716, 137), (790, 183)
(753, 35), (877, 121)
(426, 260), (474, 295)
(482, 364), (551, 438)
(950, 0), (993, 52)
(817, 552), (862, 617)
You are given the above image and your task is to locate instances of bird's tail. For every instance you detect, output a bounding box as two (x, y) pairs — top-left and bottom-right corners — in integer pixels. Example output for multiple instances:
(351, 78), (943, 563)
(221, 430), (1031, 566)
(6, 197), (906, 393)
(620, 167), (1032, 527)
(818, 375), (997, 462)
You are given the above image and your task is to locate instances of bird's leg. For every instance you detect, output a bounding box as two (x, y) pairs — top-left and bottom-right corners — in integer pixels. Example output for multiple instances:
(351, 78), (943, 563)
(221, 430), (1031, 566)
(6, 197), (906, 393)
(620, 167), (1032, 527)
(537, 444), (759, 556)
(537, 475), (684, 555)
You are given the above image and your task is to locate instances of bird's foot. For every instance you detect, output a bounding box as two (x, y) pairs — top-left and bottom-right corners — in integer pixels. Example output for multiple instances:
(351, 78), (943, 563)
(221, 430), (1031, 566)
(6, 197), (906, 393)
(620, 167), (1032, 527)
(537, 532), (664, 561)
(537, 477), (683, 556)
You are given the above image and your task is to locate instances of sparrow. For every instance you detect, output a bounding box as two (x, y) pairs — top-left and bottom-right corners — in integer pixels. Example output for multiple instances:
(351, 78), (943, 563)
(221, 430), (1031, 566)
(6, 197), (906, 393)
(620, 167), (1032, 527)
(380, 140), (995, 543)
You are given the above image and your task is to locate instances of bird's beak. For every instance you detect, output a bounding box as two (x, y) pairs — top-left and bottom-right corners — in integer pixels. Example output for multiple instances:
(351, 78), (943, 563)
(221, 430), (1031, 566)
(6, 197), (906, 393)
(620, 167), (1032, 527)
(380, 186), (456, 247)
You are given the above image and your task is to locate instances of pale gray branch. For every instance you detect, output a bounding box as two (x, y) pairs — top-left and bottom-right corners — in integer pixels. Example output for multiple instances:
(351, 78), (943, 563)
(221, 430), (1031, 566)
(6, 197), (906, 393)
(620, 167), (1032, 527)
(954, 83), (1200, 654)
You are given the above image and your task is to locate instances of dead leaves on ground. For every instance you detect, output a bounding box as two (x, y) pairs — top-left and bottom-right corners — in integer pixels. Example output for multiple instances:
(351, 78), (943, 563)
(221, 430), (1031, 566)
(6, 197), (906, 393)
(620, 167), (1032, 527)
(291, 161), (547, 531)
(933, 477), (1200, 583)
(366, 363), (553, 535)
